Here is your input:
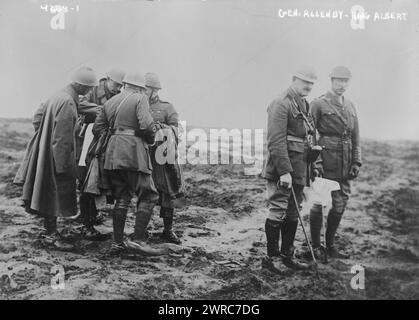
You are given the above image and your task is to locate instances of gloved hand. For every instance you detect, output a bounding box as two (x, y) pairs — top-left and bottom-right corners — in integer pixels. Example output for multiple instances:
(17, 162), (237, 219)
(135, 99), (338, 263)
(348, 164), (360, 179)
(278, 173), (292, 189)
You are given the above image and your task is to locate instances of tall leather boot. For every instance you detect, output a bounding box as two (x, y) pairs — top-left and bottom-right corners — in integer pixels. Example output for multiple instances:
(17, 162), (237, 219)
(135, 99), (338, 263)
(265, 218), (281, 257)
(261, 218), (285, 274)
(126, 203), (166, 256)
(161, 207), (181, 244)
(280, 219), (311, 270)
(309, 204), (323, 248)
(326, 209), (349, 259)
(134, 207), (153, 242)
(80, 194), (107, 241)
(309, 204), (327, 262)
(109, 208), (128, 255)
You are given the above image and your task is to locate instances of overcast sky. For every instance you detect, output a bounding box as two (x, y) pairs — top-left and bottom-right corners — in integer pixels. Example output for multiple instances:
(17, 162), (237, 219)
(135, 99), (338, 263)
(0, 0), (418, 140)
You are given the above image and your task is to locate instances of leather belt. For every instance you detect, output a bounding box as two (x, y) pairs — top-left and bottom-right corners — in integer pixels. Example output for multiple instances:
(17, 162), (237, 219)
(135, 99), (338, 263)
(321, 132), (351, 140)
(111, 128), (137, 136)
(286, 135), (306, 143)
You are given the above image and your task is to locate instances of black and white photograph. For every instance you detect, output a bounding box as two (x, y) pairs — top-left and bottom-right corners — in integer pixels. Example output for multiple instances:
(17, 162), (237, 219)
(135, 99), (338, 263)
(0, 0), (418, 303)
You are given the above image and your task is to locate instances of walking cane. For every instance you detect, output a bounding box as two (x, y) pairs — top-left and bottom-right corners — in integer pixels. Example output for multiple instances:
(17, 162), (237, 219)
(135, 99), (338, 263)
(321, 205), (328, 264)
(290, 186), (320, 279)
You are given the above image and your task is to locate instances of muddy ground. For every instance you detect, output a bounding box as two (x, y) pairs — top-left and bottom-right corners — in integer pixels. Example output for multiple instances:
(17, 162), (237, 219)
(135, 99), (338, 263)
(0, 118), (418, 300)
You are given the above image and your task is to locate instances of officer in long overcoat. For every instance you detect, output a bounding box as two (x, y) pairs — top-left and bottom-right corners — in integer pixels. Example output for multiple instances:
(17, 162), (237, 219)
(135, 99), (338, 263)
(144, 72), (185, 244)
(14, 67), (98, 250)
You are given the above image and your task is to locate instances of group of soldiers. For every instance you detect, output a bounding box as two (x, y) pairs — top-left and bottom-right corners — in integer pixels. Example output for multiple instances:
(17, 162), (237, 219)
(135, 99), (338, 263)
(13, 64), (361, 273)
(262, 65), (361, 272)
(14, 67), (184, 256)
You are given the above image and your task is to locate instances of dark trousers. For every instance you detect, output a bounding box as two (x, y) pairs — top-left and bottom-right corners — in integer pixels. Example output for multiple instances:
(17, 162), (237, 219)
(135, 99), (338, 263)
(79, 193), (98, 227)
(77, 165), (98, 226)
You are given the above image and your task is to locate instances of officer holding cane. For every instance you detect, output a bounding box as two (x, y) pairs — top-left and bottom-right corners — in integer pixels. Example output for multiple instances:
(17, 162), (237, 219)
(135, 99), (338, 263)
(262, 66), (318, 272)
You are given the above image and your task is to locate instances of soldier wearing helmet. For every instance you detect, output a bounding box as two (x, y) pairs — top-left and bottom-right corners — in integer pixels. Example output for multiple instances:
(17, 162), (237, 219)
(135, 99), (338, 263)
(75, 67), (126, 241)
(144, 72), (185, 244)
(261, 66), (318, 272)
(79, 67), (125, 125)
(92, 71), (164, 256)
(14, 66), (98, 251)
(86, 67), (125, 104)
(309, 66), (362, 260)
(78, 67), (125, 123)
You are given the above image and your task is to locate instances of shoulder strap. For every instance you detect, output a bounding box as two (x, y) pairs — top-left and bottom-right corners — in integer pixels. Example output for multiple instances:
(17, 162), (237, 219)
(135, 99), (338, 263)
(109, 93), (134, 129)
(291, 98), (314, 133)
(321, 97), (349, 128)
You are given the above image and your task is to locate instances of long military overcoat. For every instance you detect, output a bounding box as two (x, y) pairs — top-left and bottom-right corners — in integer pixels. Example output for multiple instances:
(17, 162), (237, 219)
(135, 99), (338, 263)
(14, 85), (79, 217)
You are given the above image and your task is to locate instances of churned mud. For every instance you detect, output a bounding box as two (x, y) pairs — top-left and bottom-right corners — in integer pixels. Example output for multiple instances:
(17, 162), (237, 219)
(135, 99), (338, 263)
(0, 119), (418, 300)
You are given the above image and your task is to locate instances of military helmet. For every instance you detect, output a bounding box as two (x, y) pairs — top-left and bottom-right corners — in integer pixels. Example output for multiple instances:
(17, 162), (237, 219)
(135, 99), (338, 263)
(122, 71), (146, 88)
(330, 66), (352, 79)
(106, 68), (125, 85)
(145, 72), (162, 89)
(72, 66), (98, 86)
(293, 66), (317, 83)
